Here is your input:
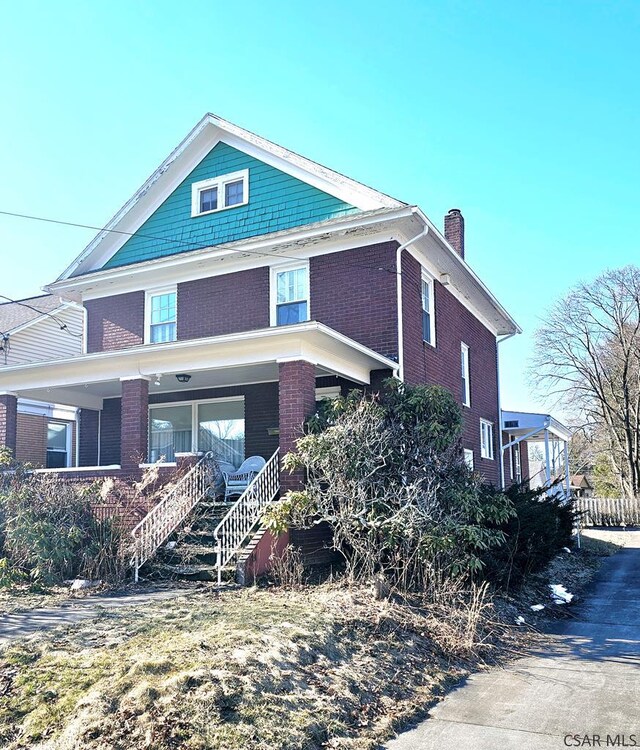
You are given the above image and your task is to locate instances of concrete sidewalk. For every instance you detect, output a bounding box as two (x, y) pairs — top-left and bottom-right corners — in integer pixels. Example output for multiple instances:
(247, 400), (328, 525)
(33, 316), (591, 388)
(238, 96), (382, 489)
(386, 530), (640, 749)
(0, 588), (192, 647)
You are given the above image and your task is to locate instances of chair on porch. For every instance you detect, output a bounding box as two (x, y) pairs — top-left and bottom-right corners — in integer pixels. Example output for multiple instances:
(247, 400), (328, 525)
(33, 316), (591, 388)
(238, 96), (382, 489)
(223, 455), (266, 501)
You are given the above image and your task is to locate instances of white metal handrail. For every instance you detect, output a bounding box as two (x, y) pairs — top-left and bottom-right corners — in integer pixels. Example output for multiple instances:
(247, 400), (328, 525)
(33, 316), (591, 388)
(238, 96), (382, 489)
(131, 452), (215, 582)
(214, 448), (280, 584)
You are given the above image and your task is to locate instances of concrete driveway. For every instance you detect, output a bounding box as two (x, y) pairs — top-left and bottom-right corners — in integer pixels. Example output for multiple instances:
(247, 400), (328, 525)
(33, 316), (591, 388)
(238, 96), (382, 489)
(386, 530), (640, 749)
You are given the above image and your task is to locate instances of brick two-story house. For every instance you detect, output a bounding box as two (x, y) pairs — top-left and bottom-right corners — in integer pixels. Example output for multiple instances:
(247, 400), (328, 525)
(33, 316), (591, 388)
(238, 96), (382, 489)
(0, 114), (528, 575)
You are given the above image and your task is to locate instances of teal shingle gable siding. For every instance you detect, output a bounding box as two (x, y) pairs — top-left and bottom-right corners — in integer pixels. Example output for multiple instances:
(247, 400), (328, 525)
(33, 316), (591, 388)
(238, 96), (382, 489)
(102, 142), (360, 269)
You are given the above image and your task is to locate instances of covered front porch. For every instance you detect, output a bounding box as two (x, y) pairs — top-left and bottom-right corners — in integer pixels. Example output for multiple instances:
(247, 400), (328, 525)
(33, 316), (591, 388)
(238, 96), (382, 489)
(0, 322), (396, 494)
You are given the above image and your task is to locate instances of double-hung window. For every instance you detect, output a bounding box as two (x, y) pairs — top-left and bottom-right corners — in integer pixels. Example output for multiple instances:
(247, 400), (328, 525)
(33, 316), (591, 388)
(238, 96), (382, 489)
(480, 419), (494, 460)
(513, 441), (522, 483)
(191, 170), (249, 217)
(147, 289), (177, 343)
(421, 271), (435, 345)
(46, 422), (70, 468)
(272, 264), (309, 326)
(461, 343), (470, 407)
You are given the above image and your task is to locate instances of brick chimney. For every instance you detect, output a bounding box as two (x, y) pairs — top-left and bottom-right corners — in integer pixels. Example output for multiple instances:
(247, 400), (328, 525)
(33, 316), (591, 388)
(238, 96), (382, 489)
(444, 208), (465, 259)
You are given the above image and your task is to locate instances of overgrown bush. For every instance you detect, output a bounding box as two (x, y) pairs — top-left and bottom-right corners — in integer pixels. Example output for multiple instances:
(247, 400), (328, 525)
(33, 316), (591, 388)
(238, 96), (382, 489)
(0, 449), (130, 585)
(264, 381), (514, 592)
(481, 482), (577, 590)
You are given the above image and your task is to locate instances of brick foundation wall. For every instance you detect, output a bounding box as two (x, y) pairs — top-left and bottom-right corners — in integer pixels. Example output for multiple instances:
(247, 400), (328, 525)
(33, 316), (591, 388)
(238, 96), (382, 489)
(310, 241), (399, 360)
(177, 267), (269, 340)
(85, 291), (145, 352)
(401, 251), (501, 486)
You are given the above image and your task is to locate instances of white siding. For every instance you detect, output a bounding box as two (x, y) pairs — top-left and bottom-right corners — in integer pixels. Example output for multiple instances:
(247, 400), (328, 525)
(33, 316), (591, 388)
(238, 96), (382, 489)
(2, 306), (84, 366)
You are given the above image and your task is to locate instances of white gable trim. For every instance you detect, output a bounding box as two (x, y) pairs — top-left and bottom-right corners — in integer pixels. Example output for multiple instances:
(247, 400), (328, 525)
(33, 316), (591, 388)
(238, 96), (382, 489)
(57, 114), (404, 280)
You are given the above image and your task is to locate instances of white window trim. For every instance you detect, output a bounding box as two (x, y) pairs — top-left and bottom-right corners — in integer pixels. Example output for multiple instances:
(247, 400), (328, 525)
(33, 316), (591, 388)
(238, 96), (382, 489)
(191, 169), (249, 218)
(480, 419), (494, 460)
(145, 287), (177, 345)
(316, 386), (341, 400)
(149, 396), (244, 457)
(421, 269), (436, 347)
(461, 342), (470, 407)
(47, 420), (73, 468)
(269, 261), (310, 327)
(464, 448), (474, 471)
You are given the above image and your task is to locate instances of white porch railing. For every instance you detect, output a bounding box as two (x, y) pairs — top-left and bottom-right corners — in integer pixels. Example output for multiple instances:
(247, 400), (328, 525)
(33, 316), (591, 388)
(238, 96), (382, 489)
(131, 452), (215, 582)
(214, 448), (280, 584)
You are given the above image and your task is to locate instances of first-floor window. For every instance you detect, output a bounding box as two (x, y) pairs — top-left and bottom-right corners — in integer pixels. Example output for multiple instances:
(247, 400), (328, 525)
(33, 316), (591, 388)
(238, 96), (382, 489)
(480, 419), (494, 460)
(273, 265), (309, 326)
(148, 399), (245, 464)
(148, 290), (177, 343)
(464, 448), (474, 470)
(46, 422), (70, 468)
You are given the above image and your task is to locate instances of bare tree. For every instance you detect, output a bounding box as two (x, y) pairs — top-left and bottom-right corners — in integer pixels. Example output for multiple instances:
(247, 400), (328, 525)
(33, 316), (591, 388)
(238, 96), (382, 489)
(531, 266), (640, 498)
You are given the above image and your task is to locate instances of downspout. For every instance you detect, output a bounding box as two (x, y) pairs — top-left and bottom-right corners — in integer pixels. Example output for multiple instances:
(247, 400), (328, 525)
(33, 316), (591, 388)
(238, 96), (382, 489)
(396, 228), (428, 381)
(496, 332), (517, 490)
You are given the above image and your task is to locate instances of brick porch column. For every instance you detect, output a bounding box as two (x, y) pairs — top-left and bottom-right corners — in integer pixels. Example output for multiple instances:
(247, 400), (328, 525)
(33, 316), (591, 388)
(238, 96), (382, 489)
(0, 393), (18, 458)
(120, 377), (149, 470)
(278, 360), (316, 493)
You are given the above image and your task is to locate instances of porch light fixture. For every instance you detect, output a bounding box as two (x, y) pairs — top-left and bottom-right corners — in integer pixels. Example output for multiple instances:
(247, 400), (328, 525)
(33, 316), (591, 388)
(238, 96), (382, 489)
(175, 373), (192, 384)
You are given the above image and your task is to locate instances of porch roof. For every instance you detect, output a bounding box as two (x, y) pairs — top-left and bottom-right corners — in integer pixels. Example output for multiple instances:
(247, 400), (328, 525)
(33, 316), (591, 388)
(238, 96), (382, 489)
(0, 322), (397, 410)
(501, 410), (571, 442)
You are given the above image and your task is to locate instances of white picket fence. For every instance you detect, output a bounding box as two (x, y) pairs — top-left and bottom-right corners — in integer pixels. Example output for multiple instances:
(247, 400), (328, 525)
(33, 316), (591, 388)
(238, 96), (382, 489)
(575, 496), (640, 527)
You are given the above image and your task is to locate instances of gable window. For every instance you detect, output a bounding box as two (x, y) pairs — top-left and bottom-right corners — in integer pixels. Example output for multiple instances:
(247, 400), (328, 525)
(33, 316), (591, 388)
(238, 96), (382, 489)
(271, 264), (309, 326)
(191, 169), (249, 217)
(147, 289), (177, 343)
(421, 271), (436, 345)
(461, 343), (470, 407)
(480, 419), (494, 460)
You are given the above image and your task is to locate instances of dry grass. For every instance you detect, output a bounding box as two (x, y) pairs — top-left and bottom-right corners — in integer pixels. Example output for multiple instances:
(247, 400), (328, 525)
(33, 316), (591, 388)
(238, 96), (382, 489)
(0, 583), (528, 750)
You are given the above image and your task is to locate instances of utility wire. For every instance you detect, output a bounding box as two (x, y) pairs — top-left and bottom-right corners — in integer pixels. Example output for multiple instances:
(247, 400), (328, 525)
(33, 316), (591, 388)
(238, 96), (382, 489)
(0, 294), (83, 338)
(0, 208), (400, 276)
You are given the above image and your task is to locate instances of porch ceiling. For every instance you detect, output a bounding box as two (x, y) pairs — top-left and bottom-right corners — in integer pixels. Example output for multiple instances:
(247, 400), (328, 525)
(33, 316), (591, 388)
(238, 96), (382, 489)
(0, 322), (397, 409)
(501, 410), (571, 442)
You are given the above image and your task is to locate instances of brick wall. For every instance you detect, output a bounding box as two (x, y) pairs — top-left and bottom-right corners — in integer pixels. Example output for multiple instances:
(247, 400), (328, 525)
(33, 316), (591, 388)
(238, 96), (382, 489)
(279, 360), (316, 492)
(100, 398), (122, 465)
(177, 267), (269, 340)
(310, 241), (399, 360)
(79, 409), (99, 466)
(16, 413), (47, 465)
(85, 291), (145, 352)
(0, 394), (17, 454)
(401, 251), (501, 486)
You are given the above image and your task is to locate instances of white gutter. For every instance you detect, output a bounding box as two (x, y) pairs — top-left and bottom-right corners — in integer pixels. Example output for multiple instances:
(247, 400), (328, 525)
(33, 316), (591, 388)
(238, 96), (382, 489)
(396, 228), (429, 381)
(496, 331), (518, 489)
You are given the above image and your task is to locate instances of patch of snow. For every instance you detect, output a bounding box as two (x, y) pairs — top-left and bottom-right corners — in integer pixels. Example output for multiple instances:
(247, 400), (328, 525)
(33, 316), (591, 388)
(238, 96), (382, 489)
(549, 584), (574, 604)
(530, 604), (545, 611)
(70, 579), (101, 591)
(165, 541), (177, 549)
(515, 616), (526, 625)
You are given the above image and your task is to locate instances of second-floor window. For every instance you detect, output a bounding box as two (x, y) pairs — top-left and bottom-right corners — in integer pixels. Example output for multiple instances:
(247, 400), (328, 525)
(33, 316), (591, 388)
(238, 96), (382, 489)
(461, 343), (470, 407)
(421, 271), (435, 345)
(480, 419), (494, 460)
(272, 264), (309, 326)
(148, 290), (177, 343)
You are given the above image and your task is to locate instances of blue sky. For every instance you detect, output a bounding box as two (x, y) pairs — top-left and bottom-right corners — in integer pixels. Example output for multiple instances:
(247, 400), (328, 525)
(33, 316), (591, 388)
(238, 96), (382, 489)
(0, 0), (638, 413)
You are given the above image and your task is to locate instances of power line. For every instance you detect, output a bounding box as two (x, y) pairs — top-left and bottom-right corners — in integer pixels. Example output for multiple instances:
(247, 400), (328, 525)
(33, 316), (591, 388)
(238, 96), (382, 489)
(0, 208), (400, 276)
(0, 294), (83, 338)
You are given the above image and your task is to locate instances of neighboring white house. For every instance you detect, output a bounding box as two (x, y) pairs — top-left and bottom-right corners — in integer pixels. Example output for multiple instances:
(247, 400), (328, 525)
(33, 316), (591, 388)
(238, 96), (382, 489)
(0, 295), (83, 467)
